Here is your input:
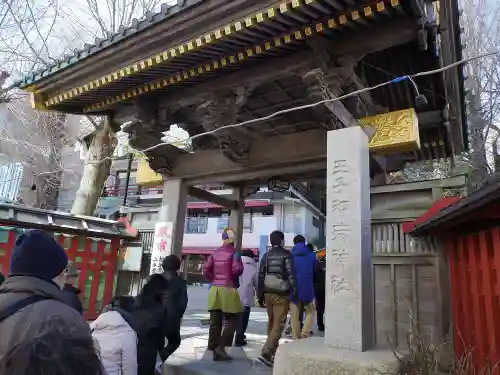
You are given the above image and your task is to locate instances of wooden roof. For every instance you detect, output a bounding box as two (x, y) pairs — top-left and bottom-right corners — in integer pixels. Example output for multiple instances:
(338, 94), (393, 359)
(16, 0), (204, 89)
(409, 180), (500, 237)
(20, 0), (466, 168)
(26, 0), (425, 113)
(0, 204), (138, 239)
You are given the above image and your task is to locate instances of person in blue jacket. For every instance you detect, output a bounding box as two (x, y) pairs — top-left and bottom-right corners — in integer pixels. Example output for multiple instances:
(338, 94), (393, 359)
(289, 235), (317, 340)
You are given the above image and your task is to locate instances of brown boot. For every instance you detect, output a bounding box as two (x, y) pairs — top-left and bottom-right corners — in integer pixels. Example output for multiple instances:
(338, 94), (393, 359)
(213, 347), (233, 361)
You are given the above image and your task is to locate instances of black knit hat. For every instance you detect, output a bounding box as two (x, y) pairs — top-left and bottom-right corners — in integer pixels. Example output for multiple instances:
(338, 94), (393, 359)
(10, 230), (68, 280)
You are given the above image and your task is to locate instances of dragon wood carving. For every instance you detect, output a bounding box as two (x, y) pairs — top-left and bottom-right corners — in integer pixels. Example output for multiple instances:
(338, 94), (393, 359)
(197, 86), (255, 163)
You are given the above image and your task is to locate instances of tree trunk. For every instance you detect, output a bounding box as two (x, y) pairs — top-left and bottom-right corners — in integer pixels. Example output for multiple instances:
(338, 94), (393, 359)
(35, 112), (65, 210)
(71, 116), (116, 216)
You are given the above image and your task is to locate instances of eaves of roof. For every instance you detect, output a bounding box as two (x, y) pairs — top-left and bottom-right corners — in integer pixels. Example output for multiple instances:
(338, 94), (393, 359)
(408, 180), (500, 237)
(15, 0), (204, 89)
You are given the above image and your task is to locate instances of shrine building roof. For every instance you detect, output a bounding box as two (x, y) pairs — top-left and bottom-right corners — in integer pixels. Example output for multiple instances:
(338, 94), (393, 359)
(22, 0), (430, 112)
(17, 0), (467, 166)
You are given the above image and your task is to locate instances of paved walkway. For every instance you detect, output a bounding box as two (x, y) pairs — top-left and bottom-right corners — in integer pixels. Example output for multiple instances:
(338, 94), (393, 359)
(163, 286), (273, 375)
(162, 286), (323, 375)
(163, 309), (273, 375)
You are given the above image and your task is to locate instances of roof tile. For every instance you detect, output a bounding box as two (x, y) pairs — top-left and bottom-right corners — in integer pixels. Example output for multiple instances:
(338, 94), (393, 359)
(16, 0), (202, 88)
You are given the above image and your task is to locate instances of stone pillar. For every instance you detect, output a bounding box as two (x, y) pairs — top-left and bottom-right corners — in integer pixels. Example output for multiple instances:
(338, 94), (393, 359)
(325, 127), (374, 352)
(229, 186), (245, 252)
(159, 178), (188, 258)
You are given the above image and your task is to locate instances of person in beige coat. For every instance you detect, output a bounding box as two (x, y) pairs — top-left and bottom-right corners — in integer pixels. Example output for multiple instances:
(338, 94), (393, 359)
(91, 297), (138, 375)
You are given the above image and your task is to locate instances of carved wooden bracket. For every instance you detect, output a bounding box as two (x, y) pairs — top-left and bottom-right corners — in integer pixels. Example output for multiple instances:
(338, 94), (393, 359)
(303, 42), (386, 120)
(301, 67), (357, 130)
(197, 85), (255, 163)
(124, 121), (179, 175)
(135, 98), (160, 131)
(335, 58), (388, 117)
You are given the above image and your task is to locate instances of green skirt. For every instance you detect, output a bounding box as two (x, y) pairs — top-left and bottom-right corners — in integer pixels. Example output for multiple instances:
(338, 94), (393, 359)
(208, 286), (243, 314)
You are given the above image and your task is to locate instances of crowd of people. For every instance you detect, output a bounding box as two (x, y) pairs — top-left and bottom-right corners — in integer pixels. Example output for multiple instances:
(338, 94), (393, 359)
(0, 229), (187, 375)
(0, 227), (325, 374)
(203, 228), (325, 367)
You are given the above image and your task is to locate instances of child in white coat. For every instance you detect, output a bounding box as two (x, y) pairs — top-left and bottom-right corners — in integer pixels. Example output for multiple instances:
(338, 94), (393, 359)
(91, 296), (138, 375)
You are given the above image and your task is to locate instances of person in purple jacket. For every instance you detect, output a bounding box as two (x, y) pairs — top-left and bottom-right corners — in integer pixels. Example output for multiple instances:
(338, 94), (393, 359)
(204, 228), (243, 361)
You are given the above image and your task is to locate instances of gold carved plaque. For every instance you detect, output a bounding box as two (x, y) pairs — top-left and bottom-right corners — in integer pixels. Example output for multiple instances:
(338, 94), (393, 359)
(359, 108), (421, 154)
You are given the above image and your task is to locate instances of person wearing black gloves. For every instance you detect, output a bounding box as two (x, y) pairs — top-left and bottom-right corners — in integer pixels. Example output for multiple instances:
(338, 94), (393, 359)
(257, 231), (297, 367)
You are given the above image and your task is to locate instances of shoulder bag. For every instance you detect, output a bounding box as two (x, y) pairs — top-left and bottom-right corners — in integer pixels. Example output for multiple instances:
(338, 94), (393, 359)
(263, 251), (290, 294)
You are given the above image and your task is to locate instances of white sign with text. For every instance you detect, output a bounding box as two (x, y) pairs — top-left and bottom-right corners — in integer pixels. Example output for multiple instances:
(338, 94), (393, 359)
(149, 222), (173, 275)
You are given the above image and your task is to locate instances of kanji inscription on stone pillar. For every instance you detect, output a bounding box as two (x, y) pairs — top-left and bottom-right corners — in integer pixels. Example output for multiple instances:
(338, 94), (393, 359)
(325, 127), (374, 352)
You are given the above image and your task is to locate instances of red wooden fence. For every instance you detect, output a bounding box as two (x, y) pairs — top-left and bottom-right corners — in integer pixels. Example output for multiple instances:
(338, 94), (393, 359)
(447, 228), (500, 374)
(0, 227), (120, 320)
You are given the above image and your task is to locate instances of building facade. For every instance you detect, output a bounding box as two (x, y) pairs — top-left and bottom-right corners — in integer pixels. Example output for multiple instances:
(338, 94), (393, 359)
(98, 158), (325, 286)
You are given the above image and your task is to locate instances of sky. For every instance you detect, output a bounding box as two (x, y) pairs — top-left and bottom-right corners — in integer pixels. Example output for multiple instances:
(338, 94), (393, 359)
(0, 0), (177, 82)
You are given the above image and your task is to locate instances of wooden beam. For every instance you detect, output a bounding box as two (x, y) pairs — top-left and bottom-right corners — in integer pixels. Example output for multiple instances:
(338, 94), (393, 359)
(173, 129), (326, 182)
(156, 18), (419, 109)
(187, 186), (238, 209)
(329, 18), (419, 60)
(172, 128), (405, 185)
(186, 161), (328, 185)
(158, 50), (314, 109)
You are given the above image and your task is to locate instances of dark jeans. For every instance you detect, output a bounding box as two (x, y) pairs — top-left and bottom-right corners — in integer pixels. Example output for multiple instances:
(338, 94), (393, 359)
(160, 329), (181, 361)
(316, 294), (325, 330)
(235, 306), (251, 344)
(208, 310), (238, 350)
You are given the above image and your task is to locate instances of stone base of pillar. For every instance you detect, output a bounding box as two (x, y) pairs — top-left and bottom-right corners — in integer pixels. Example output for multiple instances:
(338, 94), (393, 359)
(274, 338), (399, 375)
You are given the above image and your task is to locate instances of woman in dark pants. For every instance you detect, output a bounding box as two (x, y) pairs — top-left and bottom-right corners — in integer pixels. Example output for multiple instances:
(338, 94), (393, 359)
(234, 250), (258, 346)
(204, 228), (243, 361)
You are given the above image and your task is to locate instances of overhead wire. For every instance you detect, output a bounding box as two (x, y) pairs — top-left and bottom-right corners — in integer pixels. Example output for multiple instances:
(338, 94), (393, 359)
(0, 48), (498, 186)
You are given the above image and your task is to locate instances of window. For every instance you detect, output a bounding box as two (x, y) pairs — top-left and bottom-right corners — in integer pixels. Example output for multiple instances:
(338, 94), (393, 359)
(261, 207), (274, 216)
(217, 217), (229, 232)
(312, 216), (320, 228)
(243, 215), (253, 233)
(185, 217), (208, 234)
(0, 163), (23, 201)
(217, 215), (253, 232)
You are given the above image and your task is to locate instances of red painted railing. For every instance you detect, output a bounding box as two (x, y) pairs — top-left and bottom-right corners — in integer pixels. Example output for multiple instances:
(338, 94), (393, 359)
(0, 228), (120, 321)
(447, 229), (500, 373)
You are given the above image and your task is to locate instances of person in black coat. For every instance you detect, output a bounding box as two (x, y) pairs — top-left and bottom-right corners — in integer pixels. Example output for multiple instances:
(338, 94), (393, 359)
(61, 262), (84, 315)
(160, 255), (188, 360)
(134, 274), (171, 375)
(314, 256), (326, 332)
(134, 255), (188, 375)
(0, 272), (4, 285)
